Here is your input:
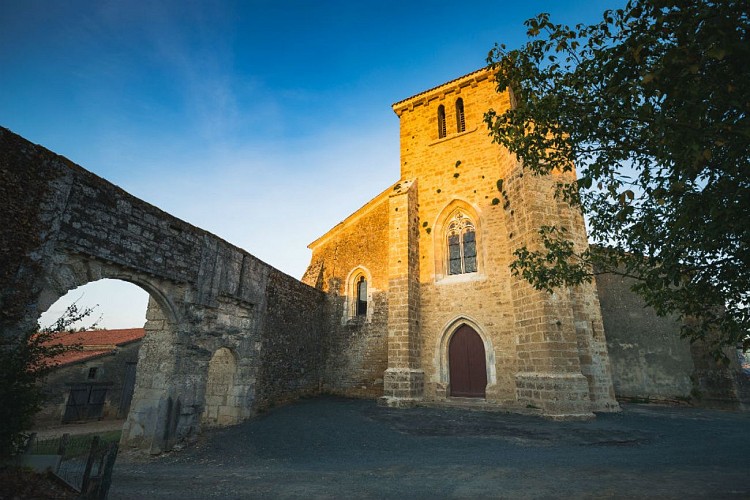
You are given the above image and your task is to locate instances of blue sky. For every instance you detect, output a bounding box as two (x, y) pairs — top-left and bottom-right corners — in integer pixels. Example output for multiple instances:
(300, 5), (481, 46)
(1, 0), (622, 328)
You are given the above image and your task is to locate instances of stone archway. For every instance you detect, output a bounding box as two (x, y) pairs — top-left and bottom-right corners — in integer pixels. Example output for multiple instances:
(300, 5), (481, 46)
(32, 255), (187, 453)
(202, 347), (240, 427)
(2, 128), (328, 453)
(436, 317), (496, 399)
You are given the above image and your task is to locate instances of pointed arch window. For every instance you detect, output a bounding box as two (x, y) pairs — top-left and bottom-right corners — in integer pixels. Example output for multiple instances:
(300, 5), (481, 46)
(356, 275), (367, 316)
(446, 211), (477, 275)
(437, 104), (447, 139)
(455, 98), (465, 133)
(345, 267), (372, 322)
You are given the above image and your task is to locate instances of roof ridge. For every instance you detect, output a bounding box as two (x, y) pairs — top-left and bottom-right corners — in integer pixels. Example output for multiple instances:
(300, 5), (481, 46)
(391, 67), (492, 109)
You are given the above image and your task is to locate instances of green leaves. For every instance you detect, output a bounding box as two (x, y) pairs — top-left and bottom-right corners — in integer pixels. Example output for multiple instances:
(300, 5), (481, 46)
(486, 0), (750, 356)
(0, 302), (95, 458)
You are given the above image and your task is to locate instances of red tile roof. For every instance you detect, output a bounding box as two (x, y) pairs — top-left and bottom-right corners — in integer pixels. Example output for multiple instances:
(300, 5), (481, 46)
(41, 328), (145, 367)
(51, 349), (113, 366)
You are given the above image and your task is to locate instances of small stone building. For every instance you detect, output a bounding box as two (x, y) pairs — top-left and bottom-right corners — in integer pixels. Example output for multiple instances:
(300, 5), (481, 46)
(303, 68), (620, 418)
(35, 328), (144, 426)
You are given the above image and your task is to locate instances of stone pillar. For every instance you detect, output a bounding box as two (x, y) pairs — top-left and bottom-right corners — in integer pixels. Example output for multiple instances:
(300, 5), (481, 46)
(504, 167), (595, 418)
(569, 279), (620, 412)
(121, 297), (202, 454)
(381, 180), (424, 405)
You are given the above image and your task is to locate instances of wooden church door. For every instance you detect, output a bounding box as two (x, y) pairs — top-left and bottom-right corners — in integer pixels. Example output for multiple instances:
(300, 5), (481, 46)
(449, 325), (487, 398)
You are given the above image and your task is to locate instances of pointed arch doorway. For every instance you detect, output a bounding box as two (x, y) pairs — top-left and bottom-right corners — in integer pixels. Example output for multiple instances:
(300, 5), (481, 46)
(449, 325), (487, 398)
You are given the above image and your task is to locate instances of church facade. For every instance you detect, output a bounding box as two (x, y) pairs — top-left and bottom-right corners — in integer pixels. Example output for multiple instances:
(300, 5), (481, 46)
(303, 68), (620, 418)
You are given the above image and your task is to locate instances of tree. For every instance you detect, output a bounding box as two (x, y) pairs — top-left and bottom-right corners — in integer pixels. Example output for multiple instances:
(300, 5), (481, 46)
(0, 303), (95, 459)
(485, 0), (749, 356)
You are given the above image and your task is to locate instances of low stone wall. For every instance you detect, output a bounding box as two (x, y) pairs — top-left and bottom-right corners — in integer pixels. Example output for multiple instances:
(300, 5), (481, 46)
(597, 271), (748, 408)
(597, 273), (695, 402)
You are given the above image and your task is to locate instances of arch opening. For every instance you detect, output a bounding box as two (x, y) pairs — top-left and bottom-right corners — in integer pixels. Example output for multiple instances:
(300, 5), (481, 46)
(432, 200), (484, 281)
(30, 261), (183, 454)
(33, 278), (158, 427)
(38, 278), (150, 332)
(343, 266), (374, 322)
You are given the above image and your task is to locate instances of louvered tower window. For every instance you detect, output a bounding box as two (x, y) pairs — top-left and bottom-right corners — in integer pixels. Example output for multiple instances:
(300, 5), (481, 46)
(437, 105), (447, 139)
(455, 98), (466, 133)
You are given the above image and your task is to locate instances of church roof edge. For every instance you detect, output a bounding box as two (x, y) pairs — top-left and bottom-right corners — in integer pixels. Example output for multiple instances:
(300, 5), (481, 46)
(307, 180), (399, 250)
(391, 67), (493, 111)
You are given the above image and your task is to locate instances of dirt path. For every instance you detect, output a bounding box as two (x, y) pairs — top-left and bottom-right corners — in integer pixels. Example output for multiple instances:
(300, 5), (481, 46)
(31, 419), (125, 440)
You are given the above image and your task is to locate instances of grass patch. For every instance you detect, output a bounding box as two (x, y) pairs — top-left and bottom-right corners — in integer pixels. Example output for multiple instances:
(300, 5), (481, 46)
(31, 431), (121, 459)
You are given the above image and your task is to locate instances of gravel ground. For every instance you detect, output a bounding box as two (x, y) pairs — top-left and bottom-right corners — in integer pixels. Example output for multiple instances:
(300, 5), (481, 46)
(109, 397), (750, 499)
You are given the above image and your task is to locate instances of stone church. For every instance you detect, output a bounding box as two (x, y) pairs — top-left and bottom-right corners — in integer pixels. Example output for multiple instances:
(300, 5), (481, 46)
(302, 68), (620, 417)
(3, 67), (746, 454)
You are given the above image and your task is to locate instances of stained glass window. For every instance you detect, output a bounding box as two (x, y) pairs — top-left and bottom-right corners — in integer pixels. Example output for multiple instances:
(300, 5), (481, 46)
(446, 211), (477, 275)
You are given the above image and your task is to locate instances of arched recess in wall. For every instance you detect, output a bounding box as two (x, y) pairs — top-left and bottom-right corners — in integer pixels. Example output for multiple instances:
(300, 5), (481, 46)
(33, 256), (180, 431)
(202, 347), (240, 428)
(342, 266), (374, 323)
(435, 316), (496, 397)
(432, 200), (484, 281)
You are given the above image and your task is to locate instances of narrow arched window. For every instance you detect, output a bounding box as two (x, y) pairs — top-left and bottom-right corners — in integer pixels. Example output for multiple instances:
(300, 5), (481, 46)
(455, 98), (465, 133)
(356, 276), (367, 316)
(447, 211), (477, 275)
(437, 105), (446, 139)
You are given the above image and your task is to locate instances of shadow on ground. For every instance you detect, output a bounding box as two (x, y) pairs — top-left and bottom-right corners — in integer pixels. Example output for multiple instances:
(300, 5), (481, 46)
(110, 397), (750, 499)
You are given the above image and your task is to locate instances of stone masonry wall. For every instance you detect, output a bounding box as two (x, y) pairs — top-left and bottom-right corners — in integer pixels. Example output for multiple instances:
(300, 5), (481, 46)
(0, 127), (327, 452)
(598, 267), (749, 409)
(597, 269), (750, 410)
(596, 271), (695, 402)
(391, 69), (619, 416)
(256, 269), (327, 407)
(303, 190), (391, 398)
(393, 70), (521, 405)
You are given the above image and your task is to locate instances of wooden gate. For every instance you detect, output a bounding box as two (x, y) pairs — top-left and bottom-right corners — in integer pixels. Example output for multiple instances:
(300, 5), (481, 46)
(63, 384), (109, 423)
(449, 325), (487, 398)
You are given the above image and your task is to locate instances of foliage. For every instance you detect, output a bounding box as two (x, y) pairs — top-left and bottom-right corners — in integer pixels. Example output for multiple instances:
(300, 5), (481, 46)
(485, 0), (750, 355)
(31, 430), (122, 459)
(0, 468), (77, 499)
(0, 303), (95, 459)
